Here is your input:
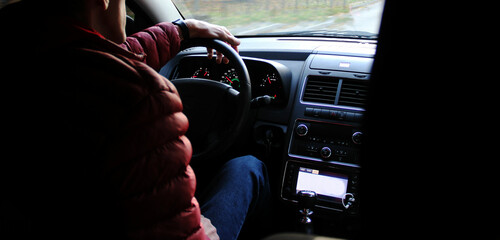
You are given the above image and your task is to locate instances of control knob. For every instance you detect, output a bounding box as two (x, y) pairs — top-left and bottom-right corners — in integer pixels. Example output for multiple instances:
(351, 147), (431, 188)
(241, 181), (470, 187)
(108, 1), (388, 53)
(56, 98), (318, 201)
(352, 131), (363, 145)
(320, 147), (332, 159)
(296, 124), (309, 137)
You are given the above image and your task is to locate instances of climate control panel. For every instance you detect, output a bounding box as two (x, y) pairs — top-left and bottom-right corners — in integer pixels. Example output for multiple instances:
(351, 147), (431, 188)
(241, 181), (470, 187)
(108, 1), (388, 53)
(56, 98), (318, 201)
(289, 120), (362, 165)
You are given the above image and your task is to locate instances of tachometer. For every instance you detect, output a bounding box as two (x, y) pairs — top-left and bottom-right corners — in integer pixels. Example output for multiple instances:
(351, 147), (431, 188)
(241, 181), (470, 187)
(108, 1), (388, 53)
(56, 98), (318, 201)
(220, 68), (240, 89)
(192, 67), (210, 78)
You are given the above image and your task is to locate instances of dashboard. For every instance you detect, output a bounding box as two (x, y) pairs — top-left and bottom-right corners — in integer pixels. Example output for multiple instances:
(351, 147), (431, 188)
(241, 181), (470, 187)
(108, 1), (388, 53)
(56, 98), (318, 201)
(160, 36), (376, 215)
(169, 56), (291, 107)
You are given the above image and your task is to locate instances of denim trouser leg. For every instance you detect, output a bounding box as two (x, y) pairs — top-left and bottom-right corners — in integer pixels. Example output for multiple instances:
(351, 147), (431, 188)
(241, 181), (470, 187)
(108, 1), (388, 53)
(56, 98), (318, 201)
(198, 155), (270, 240)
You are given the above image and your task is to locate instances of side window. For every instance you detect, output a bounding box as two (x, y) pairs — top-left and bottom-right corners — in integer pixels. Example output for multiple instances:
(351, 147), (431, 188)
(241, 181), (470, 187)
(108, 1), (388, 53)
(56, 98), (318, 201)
(125, 1), (155, 36)
(125, 5), (137, 36)
(126, 5), (135, 20)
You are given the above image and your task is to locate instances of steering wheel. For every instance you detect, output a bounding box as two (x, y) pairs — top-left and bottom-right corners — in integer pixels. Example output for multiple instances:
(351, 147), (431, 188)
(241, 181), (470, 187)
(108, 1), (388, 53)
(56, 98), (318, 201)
(171, 39), (251, 163)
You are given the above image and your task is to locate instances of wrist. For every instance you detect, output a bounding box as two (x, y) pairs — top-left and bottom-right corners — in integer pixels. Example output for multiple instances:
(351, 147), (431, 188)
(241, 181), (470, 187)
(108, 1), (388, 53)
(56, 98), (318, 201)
(174, 25), (183, 41)
(172, 19), (190, 41)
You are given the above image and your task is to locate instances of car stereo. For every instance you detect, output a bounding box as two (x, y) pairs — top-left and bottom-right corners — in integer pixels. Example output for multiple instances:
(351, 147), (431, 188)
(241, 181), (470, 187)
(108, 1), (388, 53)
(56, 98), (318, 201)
(281, 160), (359, 214)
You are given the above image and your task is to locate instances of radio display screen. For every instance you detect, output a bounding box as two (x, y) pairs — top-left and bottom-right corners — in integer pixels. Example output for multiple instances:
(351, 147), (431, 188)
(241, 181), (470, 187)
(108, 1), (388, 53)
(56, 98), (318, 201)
(296, 167), (348, 202)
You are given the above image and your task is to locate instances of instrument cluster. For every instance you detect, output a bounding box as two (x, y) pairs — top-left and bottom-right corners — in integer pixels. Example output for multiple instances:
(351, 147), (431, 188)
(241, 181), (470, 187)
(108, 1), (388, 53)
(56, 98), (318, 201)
(172, 56), (288, 106)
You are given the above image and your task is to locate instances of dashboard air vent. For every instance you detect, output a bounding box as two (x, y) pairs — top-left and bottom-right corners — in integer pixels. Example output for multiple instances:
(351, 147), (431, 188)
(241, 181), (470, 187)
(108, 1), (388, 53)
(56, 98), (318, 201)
(338, 79), (369, 108)
(302, 76), (339, 105)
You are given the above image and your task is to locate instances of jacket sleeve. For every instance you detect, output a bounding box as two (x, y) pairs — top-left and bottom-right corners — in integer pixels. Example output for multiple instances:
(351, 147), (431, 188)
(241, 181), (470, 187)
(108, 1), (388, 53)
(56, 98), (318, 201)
(96, 59), (207, 239)
(121, 22), (182, 71)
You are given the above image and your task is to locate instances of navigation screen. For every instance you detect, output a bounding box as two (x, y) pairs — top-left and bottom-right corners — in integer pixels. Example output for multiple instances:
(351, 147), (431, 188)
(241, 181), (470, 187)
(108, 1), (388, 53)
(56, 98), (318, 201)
(296, 167), (348, 201)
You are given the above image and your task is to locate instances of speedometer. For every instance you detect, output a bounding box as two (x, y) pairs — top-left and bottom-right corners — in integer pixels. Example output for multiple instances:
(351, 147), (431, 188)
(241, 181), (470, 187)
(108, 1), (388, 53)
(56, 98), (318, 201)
(220, 68), (240, 89)
(255, 72), (281, 100)
(260, 72), (277, 87)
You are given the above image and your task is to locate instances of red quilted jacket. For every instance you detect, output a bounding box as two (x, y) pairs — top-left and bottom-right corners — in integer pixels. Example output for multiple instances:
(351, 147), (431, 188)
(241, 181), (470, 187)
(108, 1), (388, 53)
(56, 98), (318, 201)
(0, 2), (207, 240)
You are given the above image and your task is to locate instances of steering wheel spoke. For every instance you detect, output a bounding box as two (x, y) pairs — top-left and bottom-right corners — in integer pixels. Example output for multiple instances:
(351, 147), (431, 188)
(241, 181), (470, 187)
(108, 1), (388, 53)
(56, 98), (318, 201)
(171, 39), (251, 163)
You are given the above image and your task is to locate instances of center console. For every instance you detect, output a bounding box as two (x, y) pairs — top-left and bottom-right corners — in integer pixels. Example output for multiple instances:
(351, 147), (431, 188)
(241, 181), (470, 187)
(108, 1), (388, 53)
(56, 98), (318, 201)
(282, 118), (362, 214)
(281, 53), (372, 216)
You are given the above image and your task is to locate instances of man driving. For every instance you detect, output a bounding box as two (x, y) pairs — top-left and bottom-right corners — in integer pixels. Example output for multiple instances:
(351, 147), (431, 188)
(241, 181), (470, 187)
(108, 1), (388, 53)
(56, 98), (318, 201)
(0, 1), (269, 239)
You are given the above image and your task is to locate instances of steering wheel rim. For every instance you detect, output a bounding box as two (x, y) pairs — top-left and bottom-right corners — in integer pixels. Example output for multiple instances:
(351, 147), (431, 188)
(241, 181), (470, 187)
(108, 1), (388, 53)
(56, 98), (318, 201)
(171, 39), (251, 162)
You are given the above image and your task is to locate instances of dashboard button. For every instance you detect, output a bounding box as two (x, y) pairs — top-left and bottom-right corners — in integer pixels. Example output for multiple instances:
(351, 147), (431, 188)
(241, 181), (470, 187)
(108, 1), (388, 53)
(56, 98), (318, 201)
(305, 107), (314, 116)
(329, 110), (336, 119)
(296, 124), (309, 137)
(312, 108), (321, 117)
(320, 109), (330, 118)
(346, 112), (355, 121)
(337, 111), (346, 120)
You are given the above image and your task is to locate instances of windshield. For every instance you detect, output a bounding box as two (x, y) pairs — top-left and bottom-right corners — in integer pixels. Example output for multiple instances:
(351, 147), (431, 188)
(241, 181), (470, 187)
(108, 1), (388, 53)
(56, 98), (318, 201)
(172, 0), (384, 38)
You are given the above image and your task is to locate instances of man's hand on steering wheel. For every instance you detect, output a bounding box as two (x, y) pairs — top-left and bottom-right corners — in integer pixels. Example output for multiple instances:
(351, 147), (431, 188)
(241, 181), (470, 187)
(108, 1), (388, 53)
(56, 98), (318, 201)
(175, 19), (241, 64)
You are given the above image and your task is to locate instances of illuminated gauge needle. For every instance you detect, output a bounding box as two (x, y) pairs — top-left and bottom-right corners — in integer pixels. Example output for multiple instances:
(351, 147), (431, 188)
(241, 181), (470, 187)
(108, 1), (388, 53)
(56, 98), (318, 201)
(225, 76), (233, 84)
(268, 77), (271, 84)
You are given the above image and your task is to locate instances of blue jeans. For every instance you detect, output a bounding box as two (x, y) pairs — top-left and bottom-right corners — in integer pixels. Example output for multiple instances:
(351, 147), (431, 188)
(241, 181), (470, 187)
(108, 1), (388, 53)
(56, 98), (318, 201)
(196, 155), (270, 240)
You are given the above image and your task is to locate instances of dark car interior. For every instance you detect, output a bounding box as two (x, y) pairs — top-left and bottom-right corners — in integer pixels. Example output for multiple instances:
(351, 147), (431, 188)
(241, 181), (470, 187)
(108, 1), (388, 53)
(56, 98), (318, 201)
(1, 0), (491, 239)
(127, 1), (375, 237)
(145, 2), (374, 238)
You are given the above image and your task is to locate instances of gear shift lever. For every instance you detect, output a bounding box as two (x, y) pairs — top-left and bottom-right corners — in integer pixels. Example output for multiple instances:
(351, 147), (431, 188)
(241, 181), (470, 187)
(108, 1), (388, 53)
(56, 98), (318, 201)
(297, 190), (317, 234)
